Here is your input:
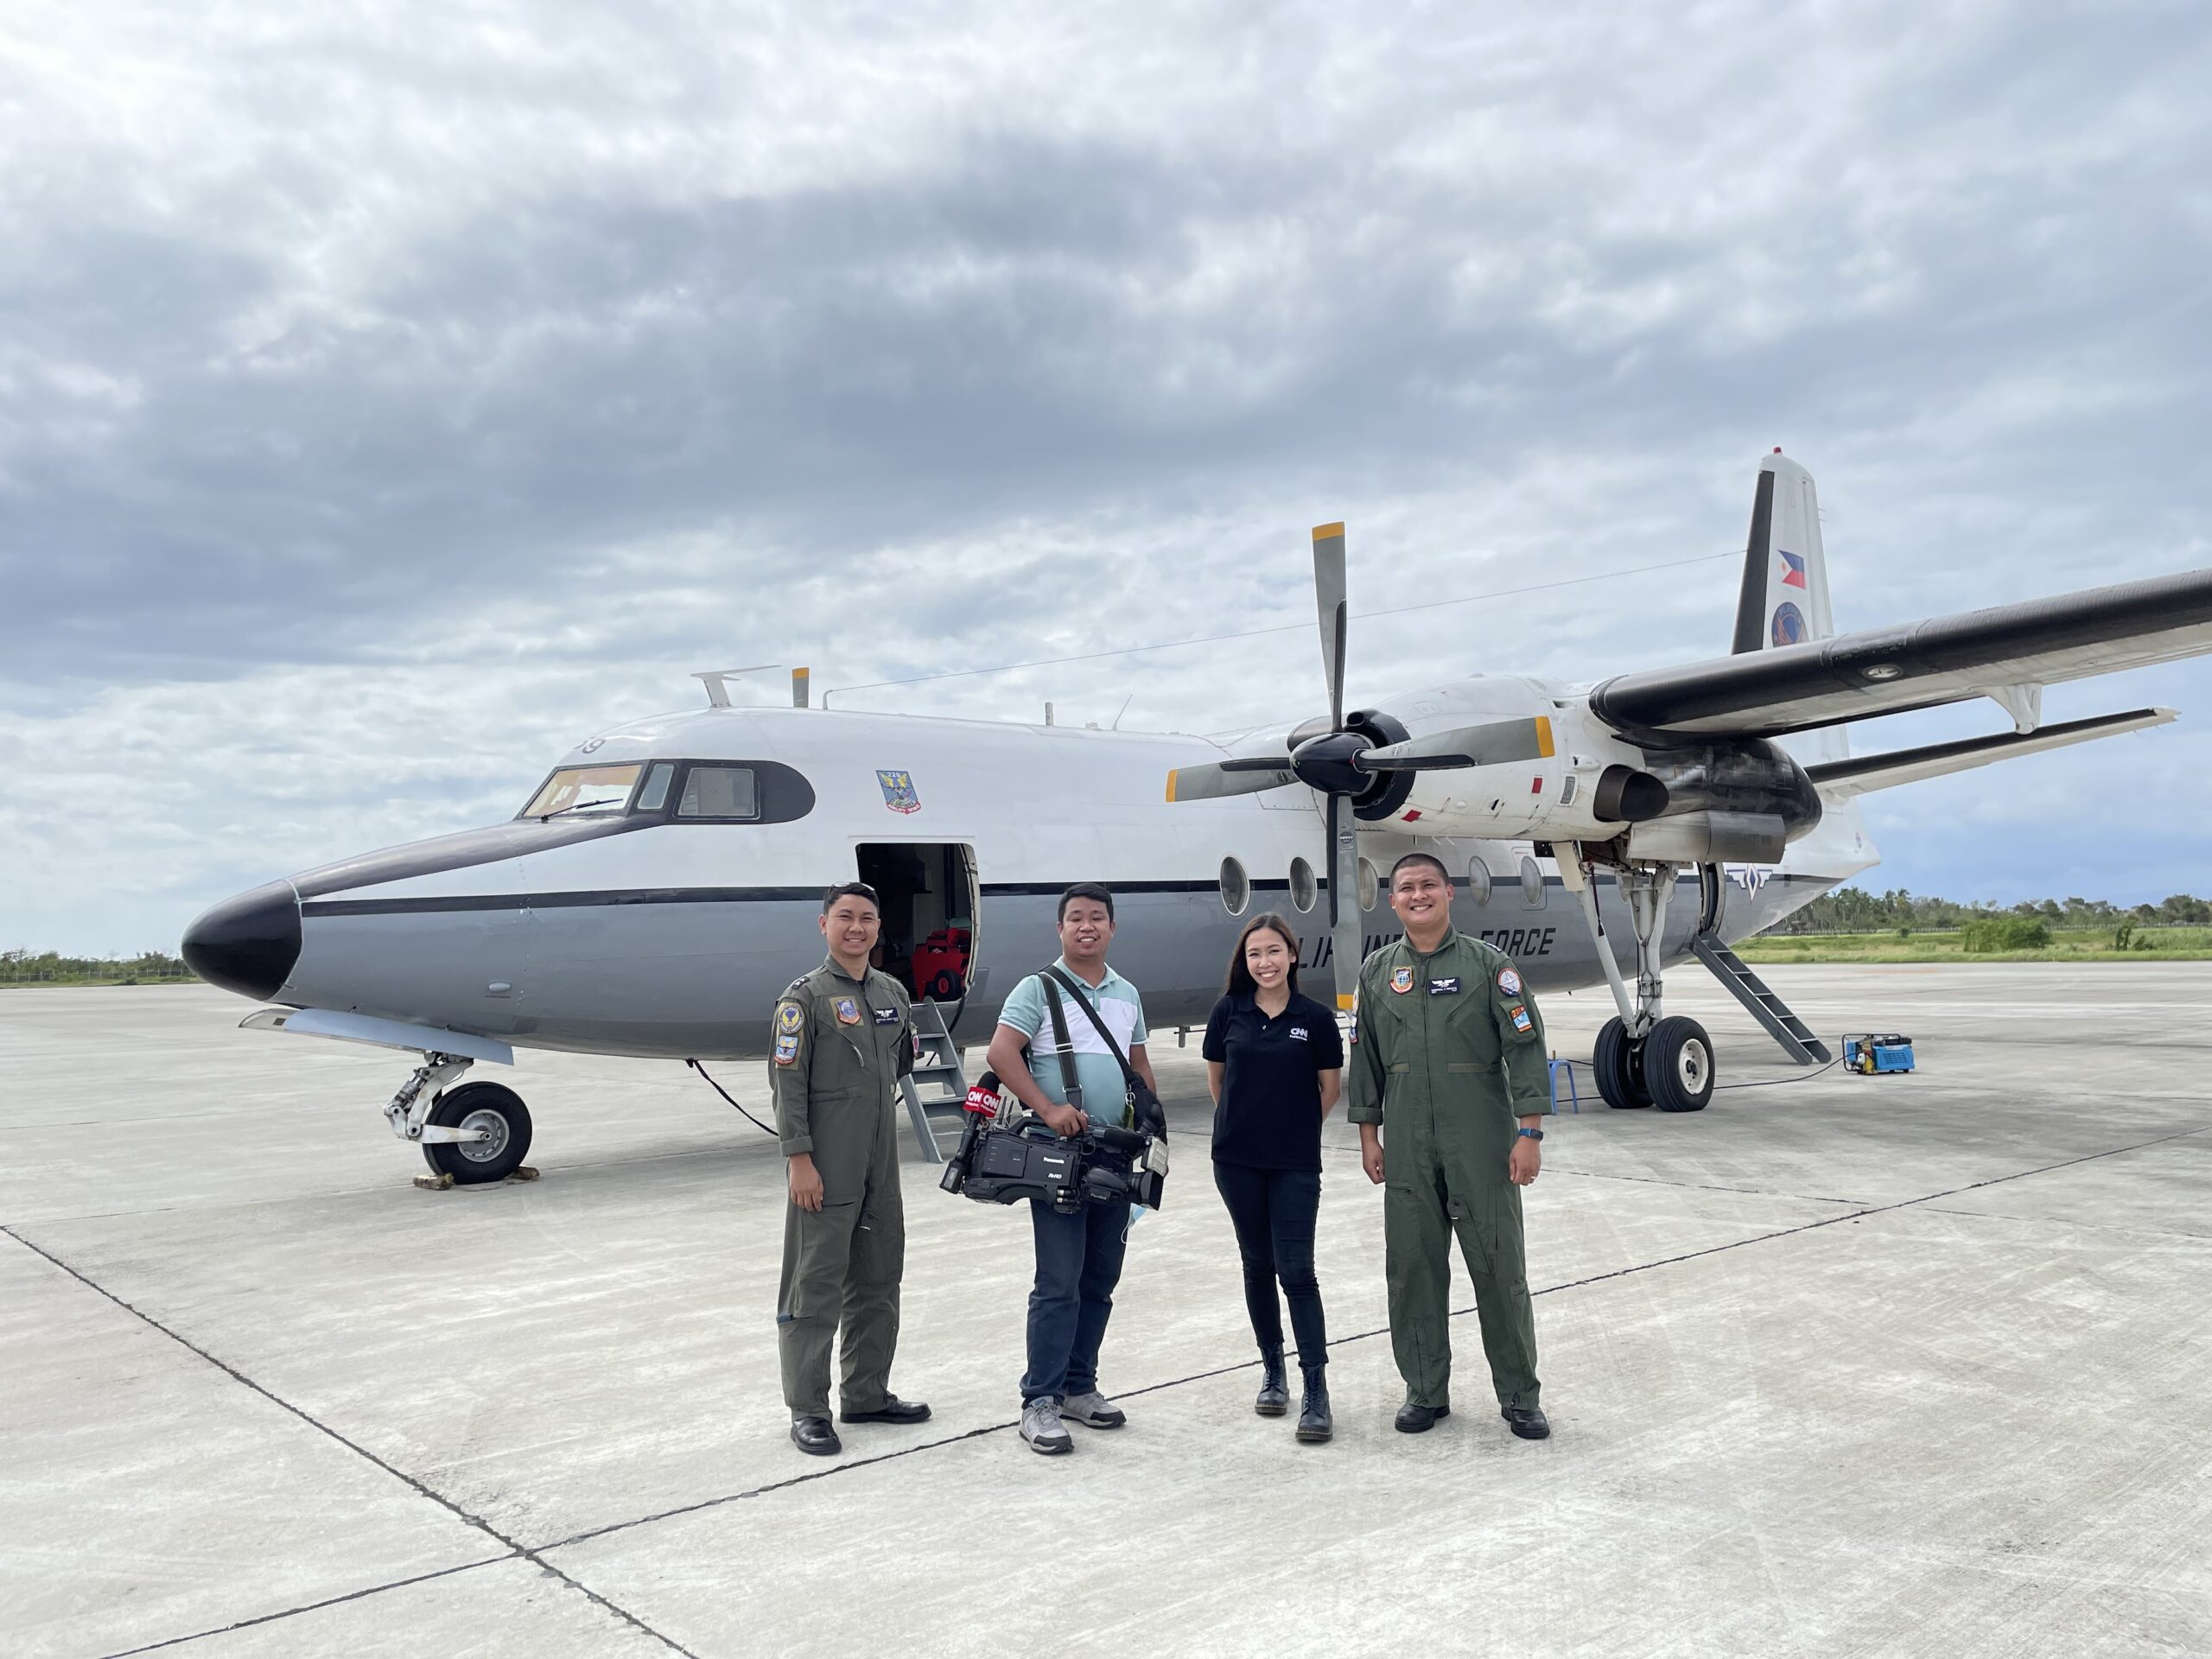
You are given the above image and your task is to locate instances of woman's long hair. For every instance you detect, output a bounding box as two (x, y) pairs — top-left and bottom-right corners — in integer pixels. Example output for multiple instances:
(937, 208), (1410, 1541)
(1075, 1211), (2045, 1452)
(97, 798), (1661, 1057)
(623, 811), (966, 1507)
(1224, 912), (1302, 997)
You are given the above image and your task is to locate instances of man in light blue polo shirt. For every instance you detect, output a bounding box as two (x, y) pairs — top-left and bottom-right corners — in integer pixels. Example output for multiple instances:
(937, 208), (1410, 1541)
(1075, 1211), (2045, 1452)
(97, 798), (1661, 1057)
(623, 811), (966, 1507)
(985, 882), (1158, 1456)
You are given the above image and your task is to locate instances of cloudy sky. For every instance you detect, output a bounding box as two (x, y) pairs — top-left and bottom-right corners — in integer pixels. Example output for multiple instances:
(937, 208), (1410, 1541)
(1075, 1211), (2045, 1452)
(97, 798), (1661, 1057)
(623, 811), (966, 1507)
(4, 0), (2209, 955)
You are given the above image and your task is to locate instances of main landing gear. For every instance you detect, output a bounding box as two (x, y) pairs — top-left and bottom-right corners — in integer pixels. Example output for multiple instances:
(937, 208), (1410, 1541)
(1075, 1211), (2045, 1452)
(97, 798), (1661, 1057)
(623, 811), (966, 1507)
(1567, 855), (1716, 1114)
(385, 1054), (536, 1184)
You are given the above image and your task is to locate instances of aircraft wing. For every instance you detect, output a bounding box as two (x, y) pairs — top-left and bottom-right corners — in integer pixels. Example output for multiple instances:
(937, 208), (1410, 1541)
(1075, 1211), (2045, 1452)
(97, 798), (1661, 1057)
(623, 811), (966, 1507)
(1587, 568), (2212, 739)
(1803, 707), (2175, 799)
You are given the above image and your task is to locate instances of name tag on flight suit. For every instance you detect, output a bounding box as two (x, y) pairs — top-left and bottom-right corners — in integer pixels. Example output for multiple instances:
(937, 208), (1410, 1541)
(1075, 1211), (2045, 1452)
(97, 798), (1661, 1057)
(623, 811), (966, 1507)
(873, 1007), (899, 1026)
(1427, 977), (1461, 995)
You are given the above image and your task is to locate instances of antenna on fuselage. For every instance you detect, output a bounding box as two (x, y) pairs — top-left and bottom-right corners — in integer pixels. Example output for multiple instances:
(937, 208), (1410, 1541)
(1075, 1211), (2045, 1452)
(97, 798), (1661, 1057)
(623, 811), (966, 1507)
(690, 664), (781, 709)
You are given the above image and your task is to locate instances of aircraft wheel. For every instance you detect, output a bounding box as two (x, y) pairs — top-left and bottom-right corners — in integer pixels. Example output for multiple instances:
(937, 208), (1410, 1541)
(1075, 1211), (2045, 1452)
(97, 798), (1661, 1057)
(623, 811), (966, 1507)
(1645, 1017), (1715, 1114)
(423, 1083), (534, 1184)
(1592, 1018), (1649, 1109)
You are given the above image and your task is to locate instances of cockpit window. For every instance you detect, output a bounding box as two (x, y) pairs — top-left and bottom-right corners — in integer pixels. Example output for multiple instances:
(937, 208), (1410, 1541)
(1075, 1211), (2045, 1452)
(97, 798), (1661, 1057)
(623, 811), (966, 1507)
(635, 761), (676, 812)
(521, 764), (643, 819)
(677, 764), (759, 820)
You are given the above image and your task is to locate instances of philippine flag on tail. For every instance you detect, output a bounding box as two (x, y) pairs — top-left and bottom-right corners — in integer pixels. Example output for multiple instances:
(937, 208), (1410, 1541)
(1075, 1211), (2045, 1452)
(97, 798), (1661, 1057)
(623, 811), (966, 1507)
(1777, 549), (1808, 589)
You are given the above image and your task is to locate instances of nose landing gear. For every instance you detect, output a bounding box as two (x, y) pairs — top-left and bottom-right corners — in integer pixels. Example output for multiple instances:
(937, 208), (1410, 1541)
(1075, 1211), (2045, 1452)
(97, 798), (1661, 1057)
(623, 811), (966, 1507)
(386, 1054), (537, 1184)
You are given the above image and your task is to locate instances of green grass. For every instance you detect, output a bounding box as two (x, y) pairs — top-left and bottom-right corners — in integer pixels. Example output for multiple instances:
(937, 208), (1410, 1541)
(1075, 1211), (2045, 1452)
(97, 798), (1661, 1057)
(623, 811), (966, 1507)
(1734, 925), (2212, 964)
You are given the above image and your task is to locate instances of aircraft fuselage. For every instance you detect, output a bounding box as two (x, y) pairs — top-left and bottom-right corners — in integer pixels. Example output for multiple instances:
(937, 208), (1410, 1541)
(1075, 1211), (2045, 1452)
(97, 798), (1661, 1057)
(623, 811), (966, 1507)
(183, 691), (1872, 1059)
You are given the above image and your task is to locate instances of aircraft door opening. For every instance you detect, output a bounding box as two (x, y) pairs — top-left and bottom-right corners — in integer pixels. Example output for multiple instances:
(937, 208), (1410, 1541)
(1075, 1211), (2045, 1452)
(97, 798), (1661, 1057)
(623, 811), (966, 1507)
(855, 842), (980, 1015)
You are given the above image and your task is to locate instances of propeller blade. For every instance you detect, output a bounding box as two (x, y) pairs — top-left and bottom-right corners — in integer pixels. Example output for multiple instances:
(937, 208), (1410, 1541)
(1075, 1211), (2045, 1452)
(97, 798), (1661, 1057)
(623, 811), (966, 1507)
(1313, 522), (1347, 731)
(1359, 715), (1556, 772)
(1325, 791), (1364, 1013)
(1164, 758), (1297, 802)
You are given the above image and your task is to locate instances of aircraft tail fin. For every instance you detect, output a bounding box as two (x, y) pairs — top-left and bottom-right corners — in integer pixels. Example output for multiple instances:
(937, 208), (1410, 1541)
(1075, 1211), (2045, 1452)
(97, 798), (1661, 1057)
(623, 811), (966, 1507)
(1732, 450), (1845, 762)
(1732, 451), (1835, 654)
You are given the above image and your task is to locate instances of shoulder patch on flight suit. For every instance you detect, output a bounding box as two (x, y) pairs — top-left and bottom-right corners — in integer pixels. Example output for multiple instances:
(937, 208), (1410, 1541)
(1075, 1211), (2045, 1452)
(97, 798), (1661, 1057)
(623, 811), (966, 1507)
(1390, 966), (1414, 994)
(1497, 967), (1522, 995)
(772, 997), (805, 1065)
(1509, 1004), (1532, 1033)
(833, 997), (861, 1026)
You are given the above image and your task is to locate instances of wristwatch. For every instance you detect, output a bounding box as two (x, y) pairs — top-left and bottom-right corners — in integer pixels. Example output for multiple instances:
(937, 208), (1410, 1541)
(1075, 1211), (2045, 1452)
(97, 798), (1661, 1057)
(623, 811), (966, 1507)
(1516, 1127), (1544, 1141)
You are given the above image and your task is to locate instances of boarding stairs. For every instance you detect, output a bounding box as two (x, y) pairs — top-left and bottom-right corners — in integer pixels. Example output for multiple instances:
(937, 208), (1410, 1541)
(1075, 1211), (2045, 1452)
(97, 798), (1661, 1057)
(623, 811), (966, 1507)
(899, 1000), (973, 1160)
(1690, 934), (1833, 1065)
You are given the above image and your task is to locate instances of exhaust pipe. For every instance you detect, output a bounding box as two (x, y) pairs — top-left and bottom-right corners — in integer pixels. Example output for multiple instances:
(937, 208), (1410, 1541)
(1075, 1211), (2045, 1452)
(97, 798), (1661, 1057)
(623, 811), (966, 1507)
(1592, 765), (1669, 823)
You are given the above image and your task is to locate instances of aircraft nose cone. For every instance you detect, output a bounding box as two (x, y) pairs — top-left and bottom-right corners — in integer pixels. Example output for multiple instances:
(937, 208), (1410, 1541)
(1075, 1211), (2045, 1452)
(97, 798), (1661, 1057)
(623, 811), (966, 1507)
(181, 880), (302, 1001)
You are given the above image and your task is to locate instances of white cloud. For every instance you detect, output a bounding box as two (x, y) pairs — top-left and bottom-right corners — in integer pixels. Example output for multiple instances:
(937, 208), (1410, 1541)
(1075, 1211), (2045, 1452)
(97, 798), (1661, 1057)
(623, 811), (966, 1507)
(3, 0), (2209, 950)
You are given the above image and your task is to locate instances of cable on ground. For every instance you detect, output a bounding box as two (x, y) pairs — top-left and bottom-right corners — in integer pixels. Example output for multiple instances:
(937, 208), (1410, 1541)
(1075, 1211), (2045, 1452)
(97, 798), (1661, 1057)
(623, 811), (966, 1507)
(686, 1058), (779, 1138)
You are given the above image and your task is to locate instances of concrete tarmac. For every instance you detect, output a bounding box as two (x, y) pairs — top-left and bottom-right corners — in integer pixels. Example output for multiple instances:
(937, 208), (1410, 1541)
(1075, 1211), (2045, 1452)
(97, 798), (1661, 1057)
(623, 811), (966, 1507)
(3, 965), (2209, 1657)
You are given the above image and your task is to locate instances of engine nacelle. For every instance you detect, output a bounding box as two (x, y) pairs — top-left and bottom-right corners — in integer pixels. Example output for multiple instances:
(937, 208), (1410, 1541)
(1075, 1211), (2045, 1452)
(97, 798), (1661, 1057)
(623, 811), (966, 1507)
(1373, 706), (1821, 850)
(1632, 740), (1823, 843)
(1376, 701), (1663, 839)
(1351, 681), (1823, 850)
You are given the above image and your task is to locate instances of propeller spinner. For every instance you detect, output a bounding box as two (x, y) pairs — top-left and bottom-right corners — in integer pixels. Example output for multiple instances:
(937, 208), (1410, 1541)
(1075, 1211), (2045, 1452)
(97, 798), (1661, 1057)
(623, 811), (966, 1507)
(1164, 521), (1558, 1007)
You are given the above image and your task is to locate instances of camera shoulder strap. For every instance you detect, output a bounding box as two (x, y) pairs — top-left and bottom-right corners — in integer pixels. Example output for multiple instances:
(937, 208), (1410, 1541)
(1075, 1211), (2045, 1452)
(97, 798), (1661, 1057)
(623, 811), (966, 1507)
(1039, 974), (1085, 1116)
(1044, 964), (1138, 1084)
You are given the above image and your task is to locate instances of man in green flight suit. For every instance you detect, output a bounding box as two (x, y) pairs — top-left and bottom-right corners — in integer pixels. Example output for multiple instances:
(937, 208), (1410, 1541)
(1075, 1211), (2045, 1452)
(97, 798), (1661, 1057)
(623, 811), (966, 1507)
(1347, 851), (1553, 1440)
(770, 881), (932, 1456)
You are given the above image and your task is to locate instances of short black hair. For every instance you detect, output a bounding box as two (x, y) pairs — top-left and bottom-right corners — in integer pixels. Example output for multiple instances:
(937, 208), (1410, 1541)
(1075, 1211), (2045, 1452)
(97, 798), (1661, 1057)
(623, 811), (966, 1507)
(1389, 852), (1452, 889)
(1057, 882), (1116, 924)
(822, 881), (881, 915)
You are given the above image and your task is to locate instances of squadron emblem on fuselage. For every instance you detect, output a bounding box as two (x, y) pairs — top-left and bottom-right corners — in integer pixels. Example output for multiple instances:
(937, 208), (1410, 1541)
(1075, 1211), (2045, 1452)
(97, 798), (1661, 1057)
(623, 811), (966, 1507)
(877, 769), (921, 814)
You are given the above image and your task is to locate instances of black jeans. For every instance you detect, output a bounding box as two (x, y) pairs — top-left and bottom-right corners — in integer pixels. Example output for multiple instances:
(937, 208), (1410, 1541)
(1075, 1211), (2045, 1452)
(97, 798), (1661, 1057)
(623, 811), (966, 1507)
(1020, 1197), (1132, 1404)
(1211, 1161), (1327, 1370)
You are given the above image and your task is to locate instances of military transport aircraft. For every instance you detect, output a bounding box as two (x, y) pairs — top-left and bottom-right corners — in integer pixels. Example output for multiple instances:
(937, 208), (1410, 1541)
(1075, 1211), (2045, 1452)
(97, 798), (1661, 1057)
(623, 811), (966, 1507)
(182, 452), (2212, 1183)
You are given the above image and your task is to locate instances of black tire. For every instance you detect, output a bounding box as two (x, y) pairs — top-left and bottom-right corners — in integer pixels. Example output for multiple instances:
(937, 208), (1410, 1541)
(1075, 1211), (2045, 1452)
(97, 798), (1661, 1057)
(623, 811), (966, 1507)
(1592, 1017), (1650, 1109)
(927, 969), (963, 1001)
(1644, 1017), (1715, 1113)
(423, 1082), (534, 1184)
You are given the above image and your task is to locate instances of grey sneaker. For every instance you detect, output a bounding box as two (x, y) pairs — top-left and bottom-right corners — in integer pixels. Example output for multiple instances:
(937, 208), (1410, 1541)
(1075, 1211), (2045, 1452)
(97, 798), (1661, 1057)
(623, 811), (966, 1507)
(1020, 1397), (1072, 1454)
(1062, 1389), (1127, 1430)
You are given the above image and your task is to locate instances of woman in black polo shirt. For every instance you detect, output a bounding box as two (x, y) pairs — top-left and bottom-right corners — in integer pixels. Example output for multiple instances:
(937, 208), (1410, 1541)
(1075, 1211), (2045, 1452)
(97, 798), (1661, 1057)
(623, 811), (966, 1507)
(1205, 912), (1344, 1443)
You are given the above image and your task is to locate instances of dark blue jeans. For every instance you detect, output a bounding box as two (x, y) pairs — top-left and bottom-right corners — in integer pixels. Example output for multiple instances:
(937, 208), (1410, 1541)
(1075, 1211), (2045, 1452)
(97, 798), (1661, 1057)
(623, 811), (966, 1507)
(1020, 1198), (1131, 1404)
(1212, 1161), (1327, 1370)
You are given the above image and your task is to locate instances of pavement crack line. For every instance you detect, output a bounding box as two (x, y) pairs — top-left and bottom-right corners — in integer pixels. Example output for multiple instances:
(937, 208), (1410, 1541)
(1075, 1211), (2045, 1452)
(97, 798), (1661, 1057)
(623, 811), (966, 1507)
(532, 1121), (2212, 1557)
(0, 1225), (704, 1659)
(99, 1559), (513, 1658)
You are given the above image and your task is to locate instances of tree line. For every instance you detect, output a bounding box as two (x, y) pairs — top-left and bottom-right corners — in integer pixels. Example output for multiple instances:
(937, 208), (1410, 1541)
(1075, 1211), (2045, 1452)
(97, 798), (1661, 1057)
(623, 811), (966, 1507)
(0, 949), (197, 985)
(1768, 889), (2212, 936)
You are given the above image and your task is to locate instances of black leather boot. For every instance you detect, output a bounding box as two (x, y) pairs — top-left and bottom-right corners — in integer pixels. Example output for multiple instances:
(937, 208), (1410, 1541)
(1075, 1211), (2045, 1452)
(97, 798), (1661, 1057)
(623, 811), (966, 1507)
(1295, 1365), (1332, 1444)
(1255, 1343), (1289, 1416)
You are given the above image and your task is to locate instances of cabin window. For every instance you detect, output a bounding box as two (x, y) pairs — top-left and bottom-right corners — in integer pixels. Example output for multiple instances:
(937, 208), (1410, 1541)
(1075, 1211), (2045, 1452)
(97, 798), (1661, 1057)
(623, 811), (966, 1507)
(1288, 857), (1317, 914)
(520, 764), (644, 820)
(1466, 855), (1492, 906)
(1219, 856), (1250, 916)
(1520, 855), (1546, 909)
(1357, 857), (1382, 912)
(677, 765), (760, 820)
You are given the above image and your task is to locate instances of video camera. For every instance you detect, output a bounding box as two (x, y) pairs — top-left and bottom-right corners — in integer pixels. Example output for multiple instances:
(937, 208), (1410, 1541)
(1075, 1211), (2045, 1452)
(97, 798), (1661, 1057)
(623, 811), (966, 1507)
(939, 1071), (1169, 1213)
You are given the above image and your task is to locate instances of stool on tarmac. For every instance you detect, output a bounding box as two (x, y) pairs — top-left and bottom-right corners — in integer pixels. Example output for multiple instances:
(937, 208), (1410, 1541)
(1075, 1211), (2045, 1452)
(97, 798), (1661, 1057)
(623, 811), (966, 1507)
(1548, 1057), (1580, 1114)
